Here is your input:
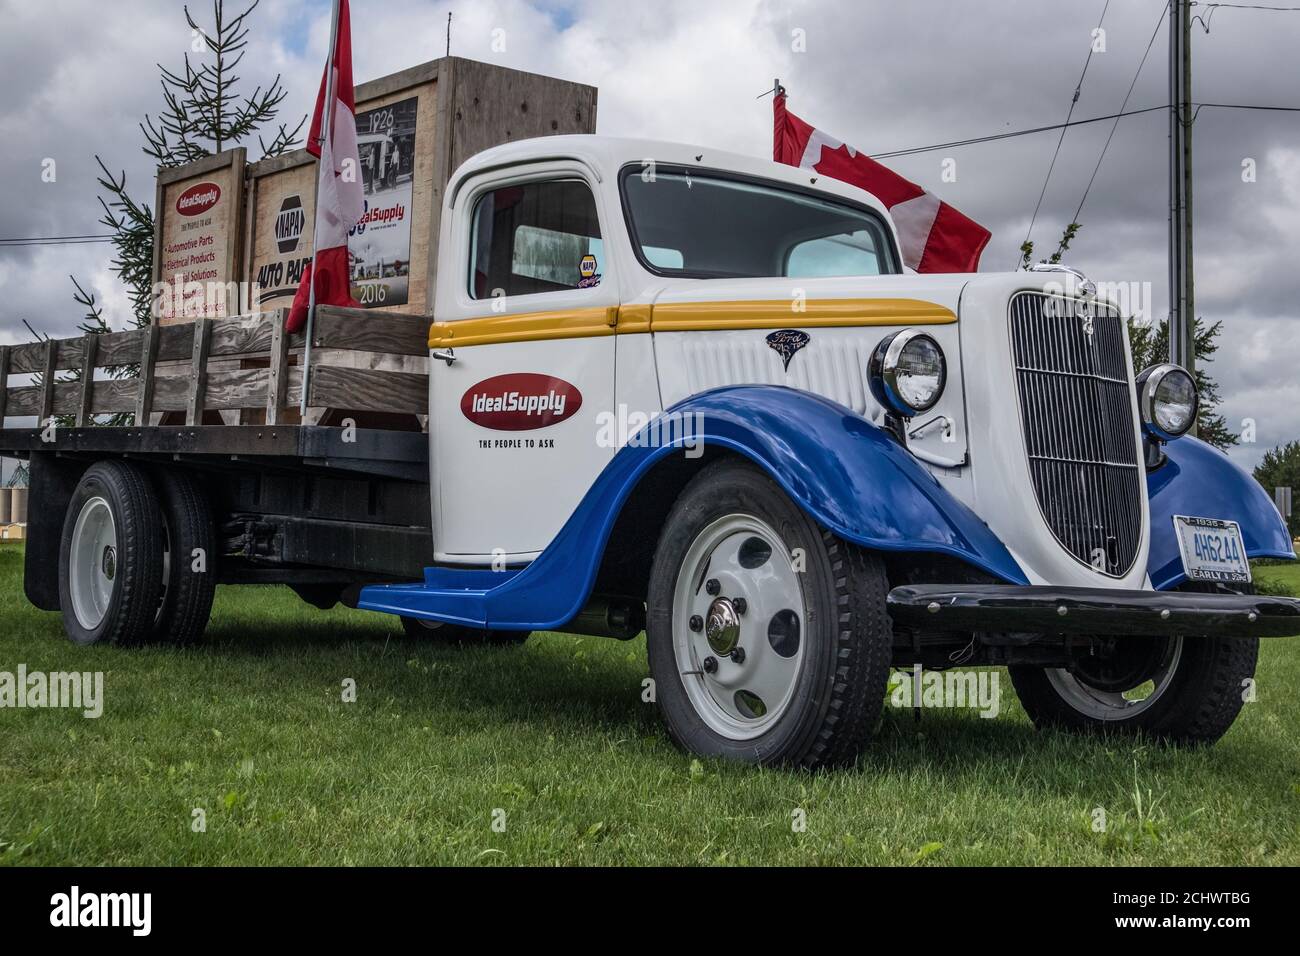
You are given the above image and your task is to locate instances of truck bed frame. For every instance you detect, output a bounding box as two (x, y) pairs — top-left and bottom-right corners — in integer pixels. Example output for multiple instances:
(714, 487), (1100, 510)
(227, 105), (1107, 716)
(0, 307), (437, 612)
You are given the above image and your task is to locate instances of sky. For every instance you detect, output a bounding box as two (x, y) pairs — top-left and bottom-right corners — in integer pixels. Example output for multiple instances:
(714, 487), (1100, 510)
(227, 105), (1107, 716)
(0, 0), (1298, 473)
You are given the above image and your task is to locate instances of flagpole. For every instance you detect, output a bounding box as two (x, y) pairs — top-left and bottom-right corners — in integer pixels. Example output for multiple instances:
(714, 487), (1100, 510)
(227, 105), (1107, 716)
(301, 0), (342, 416)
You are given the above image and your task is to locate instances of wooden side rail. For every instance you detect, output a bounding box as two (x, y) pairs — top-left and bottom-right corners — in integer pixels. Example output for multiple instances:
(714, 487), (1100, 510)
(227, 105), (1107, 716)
(0, 306), (431, 427)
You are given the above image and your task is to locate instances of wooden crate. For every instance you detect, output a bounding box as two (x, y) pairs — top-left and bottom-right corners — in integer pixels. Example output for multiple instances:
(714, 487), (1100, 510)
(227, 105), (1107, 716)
(0, 308), (431, 430)
(241, 56), (598, 318)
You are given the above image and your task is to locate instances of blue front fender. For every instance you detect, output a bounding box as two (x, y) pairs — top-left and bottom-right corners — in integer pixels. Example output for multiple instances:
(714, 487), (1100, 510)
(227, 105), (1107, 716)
(359, 386), (1026, 630)
(1147, 435), (1295, 590)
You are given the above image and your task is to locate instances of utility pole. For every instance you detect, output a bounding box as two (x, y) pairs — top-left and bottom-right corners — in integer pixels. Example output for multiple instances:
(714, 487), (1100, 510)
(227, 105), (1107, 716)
(1169, 0), (1195, 375)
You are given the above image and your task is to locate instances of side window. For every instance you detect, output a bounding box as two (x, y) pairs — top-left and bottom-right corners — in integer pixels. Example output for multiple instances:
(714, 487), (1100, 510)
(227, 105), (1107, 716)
(468, 179), (604, 300)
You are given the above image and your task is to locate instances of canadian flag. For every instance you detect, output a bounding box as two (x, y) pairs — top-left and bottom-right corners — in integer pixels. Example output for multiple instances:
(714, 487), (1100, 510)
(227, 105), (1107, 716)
(287, 0), (365, 333)
(774, 93), (990, 273)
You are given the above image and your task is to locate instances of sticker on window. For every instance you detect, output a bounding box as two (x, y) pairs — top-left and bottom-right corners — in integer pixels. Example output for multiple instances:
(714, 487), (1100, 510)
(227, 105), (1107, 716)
(578, 254), (601, 288)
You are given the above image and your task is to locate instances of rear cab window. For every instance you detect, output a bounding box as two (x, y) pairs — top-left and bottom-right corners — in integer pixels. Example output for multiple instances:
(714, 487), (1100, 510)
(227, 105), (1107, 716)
(468, 179), (605, 299)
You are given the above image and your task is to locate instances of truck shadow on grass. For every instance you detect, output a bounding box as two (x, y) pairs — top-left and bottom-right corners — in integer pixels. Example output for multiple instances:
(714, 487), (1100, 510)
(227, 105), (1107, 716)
(196, 611), (1279, 790)
(202, 614), (665, 737)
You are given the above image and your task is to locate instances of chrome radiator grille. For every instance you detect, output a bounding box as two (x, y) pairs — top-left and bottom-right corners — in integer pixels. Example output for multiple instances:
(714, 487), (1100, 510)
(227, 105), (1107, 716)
(1009, 292), (1142, 576)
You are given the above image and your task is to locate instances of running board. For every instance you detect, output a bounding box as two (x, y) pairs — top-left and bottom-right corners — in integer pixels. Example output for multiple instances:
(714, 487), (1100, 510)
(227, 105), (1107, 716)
(358, 567), (524, 629)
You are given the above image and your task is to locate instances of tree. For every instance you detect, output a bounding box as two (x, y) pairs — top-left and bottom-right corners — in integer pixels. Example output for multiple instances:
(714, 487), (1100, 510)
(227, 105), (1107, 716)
(1254, 442), (1300, 539)
(1021, 225), (1238, 451)
(1126, 315), (1238, 450)
(72, 0), (304, 420)
(1018, 221), (1081, 271)
(141, 0), (304, 168)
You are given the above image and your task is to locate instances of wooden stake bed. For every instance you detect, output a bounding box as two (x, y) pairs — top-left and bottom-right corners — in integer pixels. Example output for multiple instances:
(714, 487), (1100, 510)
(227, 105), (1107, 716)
(0, 309), (437, 593)
(0, 307), (431, 431)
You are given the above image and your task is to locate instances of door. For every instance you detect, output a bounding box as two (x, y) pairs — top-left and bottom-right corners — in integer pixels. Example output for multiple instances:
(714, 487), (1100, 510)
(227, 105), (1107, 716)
(430, 166), (619, 564)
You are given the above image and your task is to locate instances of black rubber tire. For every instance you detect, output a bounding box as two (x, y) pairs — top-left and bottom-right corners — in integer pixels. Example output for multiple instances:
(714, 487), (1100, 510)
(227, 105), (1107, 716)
(150, 469), (216, 645)
(400, 617), (530, 646)
(58, 460), (164, 647)
(1009, 584), (1259, 746)
(646, 458), (893, 769)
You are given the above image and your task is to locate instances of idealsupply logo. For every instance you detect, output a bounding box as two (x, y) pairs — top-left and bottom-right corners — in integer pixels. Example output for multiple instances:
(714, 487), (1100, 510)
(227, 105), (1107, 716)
(349, 199), (406, 237)
(461, 373), (582, 430)
(175, 182), (221, 217)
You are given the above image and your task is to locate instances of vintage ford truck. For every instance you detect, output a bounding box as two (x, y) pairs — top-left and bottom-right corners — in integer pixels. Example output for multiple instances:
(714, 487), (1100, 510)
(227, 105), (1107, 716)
(2, 135), (1297, 767)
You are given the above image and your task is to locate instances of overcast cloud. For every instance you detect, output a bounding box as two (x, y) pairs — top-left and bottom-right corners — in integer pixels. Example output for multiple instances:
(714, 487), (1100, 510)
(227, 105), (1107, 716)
(1, 0), (1297, 471)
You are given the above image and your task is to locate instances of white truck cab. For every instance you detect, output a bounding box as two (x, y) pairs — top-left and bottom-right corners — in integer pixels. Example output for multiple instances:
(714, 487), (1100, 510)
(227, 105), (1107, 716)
(385, 134), (1295, 764)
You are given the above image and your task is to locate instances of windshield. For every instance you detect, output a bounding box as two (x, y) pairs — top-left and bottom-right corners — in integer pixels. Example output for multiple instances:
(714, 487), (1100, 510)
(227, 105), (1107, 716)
(620, 165), (898, 279)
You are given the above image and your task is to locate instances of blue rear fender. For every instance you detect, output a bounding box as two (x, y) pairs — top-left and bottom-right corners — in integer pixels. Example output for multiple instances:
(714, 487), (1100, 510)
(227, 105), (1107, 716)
(358, 385), (1027, 630)
(1146, 434), (1295, 590)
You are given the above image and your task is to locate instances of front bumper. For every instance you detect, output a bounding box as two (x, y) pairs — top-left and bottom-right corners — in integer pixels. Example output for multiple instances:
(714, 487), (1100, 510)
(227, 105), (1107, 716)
(888, 585), (1300, 638)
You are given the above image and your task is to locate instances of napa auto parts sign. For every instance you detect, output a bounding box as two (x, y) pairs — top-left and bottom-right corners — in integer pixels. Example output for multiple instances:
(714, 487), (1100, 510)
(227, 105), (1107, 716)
(461, 374), (582, 430)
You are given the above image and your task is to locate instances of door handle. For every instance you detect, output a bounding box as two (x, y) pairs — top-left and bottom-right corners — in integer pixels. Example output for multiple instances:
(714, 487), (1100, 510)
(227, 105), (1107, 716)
(432, 348), (456, 366)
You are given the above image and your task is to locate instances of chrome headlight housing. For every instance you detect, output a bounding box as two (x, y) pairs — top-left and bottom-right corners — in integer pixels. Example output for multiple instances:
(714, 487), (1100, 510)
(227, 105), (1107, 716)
(868, 328), (947, 416)
(1136, 363), (1198, 441)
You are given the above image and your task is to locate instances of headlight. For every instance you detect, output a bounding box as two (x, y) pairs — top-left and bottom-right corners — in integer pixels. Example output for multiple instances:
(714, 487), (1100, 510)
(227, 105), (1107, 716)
(868, 329), (946, 416)
(1136, 363), (1198, 440)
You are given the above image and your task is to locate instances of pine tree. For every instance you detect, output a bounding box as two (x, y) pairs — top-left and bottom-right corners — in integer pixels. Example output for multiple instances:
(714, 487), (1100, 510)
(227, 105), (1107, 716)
(1253, 442), (1300, 539)
(1126, 315), (1238, 450)
(71, 0), (304, 421)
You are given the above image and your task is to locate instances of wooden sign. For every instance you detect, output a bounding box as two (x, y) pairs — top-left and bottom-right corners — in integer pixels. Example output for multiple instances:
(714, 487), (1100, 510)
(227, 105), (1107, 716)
(152, 148), (246, 325)
(243, 151), (316, 312)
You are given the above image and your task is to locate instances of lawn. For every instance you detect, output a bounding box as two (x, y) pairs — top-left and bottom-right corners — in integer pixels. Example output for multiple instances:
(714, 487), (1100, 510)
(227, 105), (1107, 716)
(1, 539), (1298, 866)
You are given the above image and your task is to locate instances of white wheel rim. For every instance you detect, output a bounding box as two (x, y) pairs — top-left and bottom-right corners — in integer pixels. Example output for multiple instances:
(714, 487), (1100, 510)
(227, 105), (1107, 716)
(69, 496), (118, 631)
(671, 514), (807, 740)
(1044, 637), (1184, 720)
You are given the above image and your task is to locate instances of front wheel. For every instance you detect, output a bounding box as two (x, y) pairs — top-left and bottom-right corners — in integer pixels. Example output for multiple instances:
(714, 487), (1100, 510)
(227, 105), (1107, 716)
(1009, 608), (1258, 746)
(646, 459), (892, 768)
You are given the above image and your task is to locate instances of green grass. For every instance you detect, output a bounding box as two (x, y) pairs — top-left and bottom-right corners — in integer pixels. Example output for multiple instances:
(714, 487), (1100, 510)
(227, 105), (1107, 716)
(1, 539), (1298, 866)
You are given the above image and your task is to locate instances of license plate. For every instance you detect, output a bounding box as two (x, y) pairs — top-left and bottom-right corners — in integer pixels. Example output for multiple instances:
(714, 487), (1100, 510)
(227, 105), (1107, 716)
(1173, 515), (1251, 584)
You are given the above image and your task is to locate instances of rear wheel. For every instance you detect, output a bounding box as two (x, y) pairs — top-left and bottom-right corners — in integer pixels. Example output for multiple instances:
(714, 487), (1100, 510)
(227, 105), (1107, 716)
(59, 461), (163, 646)
(150, 469), (216, 645)
(400, 617), (530, 646)
(646, 459), (892, 768)
(1009, 585), (1258, 745)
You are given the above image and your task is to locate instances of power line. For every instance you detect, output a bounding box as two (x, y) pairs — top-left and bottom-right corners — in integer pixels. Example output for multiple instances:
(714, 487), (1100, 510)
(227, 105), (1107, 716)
(1194, 101), (1300, 112)
(869, 105), (1169, 159)
(1062, 1), (1171, 252)
(1021, 0), (1112, 263)
(1197, 2), (1300, 31)
(866, 100), (1295, 162)
(1202, 3), (1300, 10)
(0, 234), (114, 247)
(0, 233), (112, 242)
